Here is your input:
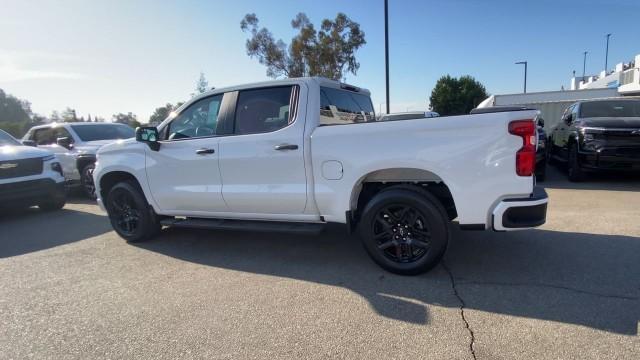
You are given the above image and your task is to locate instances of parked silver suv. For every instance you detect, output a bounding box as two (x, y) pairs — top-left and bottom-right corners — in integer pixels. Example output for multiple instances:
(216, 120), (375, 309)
(22, 123), (135, 198)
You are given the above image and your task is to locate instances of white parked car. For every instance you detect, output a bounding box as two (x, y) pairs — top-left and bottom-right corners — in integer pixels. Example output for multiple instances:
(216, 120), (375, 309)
(0, 129), (66, 211)
(23, 122), (135, 198)
(94, 77), (548, 275)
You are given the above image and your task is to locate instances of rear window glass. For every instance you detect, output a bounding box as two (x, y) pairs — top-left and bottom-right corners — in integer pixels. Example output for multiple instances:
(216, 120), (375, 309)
(71, 124), (135, 141)
(579, 100), (640, 118)
(320, 87), (375, 125)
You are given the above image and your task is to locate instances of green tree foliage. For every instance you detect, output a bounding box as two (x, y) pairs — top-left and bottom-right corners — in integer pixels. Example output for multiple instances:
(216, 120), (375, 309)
(240, 12), (366, 80)
(61, 107), (78, 122)
(195, 72), (209, 94)
(429, 75), (489, 116)
(112, 112), (141, 128)
(0, 88), (39, 137)
(148, 102), (184, 125)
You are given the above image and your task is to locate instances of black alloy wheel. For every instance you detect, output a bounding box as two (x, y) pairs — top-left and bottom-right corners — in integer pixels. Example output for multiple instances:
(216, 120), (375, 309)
(81, 163), (96, 199)
(373, 204), (431, 263)
(106, 181), (160, 242)
(358, 186), (449, 275)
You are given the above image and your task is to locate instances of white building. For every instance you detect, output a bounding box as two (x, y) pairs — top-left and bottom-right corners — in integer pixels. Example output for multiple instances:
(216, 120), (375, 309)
(478, 53), (640, 129)
(571, 53), (640, 95)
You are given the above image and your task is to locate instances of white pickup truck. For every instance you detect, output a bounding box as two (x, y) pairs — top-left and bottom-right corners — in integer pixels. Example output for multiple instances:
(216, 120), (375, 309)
(94, 77), (548, 275)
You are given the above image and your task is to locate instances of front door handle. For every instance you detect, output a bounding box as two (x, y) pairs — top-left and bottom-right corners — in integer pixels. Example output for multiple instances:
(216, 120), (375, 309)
(274, 144), (298, 151)
(196, 148), (215, 155)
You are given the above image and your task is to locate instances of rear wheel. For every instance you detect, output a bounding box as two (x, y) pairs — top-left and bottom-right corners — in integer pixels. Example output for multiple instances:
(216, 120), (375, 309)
(568, 144), (586, 182)
(106, 181), (160, 242)
(80, 163), (97, 199)
(357, 186), (449, 275)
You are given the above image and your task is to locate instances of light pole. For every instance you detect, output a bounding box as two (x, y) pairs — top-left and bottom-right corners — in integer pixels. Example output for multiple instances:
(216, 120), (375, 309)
(384, 0), (390, 114)
(582, 51), (588, 81)
(515, 61), (527, 93)
(604, 33), (612, 73)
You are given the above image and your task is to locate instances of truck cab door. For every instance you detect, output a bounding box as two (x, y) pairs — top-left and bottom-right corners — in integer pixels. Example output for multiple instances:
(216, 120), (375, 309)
(145, 94), (228, 214)
(218, 85), (308, 215)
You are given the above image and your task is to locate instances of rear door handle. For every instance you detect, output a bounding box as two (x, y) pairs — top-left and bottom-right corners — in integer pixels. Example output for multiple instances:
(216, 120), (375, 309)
(196, 148), (215, 155)
(274, 144), (298, 151)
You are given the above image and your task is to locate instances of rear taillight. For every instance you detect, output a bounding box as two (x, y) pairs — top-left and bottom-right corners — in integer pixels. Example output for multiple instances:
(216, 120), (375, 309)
(508, 120), (536, 176)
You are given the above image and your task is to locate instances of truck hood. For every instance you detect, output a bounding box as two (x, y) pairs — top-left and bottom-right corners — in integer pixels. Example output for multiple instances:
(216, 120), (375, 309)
(0, 145), (53, 162)
(75, 139), (124, 154)
(96, 137), (138, 155)
(579, 117), (640, 129)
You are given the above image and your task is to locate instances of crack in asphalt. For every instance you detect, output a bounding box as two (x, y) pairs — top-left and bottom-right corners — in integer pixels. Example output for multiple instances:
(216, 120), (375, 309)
(456, 280), (638, 301)
(442, 260), (477, 360)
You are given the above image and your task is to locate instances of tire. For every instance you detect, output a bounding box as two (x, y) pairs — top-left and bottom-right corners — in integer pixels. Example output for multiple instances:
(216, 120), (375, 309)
(567, 143), (585, 182)
(80, 163), (97, 200)
(357, 186), (450, 275)
(39, 194), (66, 211)
(106, 181), (160, 242)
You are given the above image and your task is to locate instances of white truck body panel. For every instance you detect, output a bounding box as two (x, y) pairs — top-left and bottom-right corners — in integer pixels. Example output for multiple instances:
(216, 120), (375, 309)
(94, 77), (544, 231)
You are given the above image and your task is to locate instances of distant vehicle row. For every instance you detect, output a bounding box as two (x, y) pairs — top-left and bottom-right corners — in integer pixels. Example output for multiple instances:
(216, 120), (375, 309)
(547, 98), (640, 181)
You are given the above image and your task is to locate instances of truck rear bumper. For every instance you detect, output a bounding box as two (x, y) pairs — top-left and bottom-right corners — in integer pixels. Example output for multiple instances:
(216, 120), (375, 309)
(492, 186), (548, 231)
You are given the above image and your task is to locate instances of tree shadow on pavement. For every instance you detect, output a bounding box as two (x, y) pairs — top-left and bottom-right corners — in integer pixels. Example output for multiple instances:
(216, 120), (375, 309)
(134, 224), (640, 335)
(0, 207), (112, 258)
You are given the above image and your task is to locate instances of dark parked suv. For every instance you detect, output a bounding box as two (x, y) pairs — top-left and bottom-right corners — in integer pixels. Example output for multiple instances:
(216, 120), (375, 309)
(548, 99), (640, 181)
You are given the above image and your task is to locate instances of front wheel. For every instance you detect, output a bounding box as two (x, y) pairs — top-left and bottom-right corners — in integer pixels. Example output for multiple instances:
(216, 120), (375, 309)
(106, 181), (160, 242)
(80, 163), (97, 199)
(568, 144), (586, 182)
(357, 186), (449, 275)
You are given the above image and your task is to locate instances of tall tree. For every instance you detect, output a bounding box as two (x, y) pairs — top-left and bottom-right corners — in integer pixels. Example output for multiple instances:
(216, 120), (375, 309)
(240, 12), (366, 80)
(112, 112), (141, 128)
(61, 107), (78, 122)
(149, 102), (183, 125)
(0, 89), (36, 136)
(429, 75), (489, 116)
(195, 72), (209, 94)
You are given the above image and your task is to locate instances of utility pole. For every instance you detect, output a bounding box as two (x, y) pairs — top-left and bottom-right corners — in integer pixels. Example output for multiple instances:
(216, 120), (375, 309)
(582, 51), (588, 81)
(515, 61), (527, 93)
(604, 33), (612, 73)
(384, 0), (390, 114)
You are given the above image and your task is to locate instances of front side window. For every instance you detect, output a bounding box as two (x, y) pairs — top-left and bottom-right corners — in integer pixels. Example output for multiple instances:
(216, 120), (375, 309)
(234, 86), (296, 135)
(33, 128), (57, 145)
(71, 124), (134, 141)
(166, 95), (223, 140)
(320, 87), (375, 125)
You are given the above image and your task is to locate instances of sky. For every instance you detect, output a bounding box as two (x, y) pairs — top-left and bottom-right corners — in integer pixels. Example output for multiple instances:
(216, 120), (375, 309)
(1, 0), (639, 121)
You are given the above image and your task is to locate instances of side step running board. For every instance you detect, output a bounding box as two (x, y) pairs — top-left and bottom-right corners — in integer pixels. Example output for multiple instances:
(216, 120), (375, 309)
(160, 217), (325, 235)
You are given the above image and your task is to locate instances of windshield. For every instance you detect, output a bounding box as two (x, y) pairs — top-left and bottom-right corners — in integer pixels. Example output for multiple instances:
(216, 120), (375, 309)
(0, 130), (20, 146)
(70, 124), (135, 141)
(579, 100), (640, 118)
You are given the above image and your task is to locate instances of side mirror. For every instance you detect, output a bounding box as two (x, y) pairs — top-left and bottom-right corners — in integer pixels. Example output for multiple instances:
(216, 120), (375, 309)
(56, 136), (73, 149)
(136, 127), (160, 151)
(537, 118), (544, 127)
(565, 113), (573, 124)
(22, 140), (37, 147)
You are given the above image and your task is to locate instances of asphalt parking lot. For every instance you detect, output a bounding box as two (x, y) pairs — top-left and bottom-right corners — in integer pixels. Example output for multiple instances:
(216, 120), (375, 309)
(1, 166), (639, 359)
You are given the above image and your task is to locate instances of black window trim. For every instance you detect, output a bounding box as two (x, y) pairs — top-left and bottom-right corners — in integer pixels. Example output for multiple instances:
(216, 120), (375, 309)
(230, 85), (300, 136)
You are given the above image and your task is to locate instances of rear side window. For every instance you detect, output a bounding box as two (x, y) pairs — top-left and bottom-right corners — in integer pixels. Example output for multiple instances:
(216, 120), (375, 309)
(320, 87), (375, 125)
(234, 86), (297, 135)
